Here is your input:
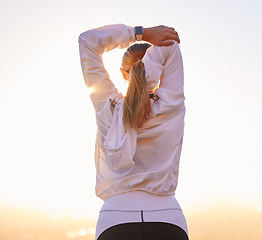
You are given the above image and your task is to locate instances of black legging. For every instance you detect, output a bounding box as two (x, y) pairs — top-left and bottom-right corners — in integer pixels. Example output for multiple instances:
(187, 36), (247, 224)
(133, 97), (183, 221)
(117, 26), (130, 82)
(98, 221), (189, 240)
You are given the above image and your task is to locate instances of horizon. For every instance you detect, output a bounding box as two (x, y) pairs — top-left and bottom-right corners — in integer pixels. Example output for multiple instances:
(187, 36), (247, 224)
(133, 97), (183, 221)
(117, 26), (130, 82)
(0, 200), (261, 240)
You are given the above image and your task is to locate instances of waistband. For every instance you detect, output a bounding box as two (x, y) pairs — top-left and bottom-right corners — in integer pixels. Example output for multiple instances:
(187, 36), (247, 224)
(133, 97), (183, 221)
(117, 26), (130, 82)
(100, 190), (182, 212)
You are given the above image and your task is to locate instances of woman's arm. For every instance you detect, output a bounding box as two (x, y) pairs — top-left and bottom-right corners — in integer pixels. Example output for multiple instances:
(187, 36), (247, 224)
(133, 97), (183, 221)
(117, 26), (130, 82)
(136, 25), (182, 92)
(142, 41), (184, 114)
(78, 24), (135, 112)
(143, 41), (183, 91)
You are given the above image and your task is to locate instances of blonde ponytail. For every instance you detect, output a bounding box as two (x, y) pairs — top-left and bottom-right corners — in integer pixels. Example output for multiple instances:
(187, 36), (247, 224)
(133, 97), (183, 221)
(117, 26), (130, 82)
(123, 60), (150, 131)
(121, 43), (151, 131)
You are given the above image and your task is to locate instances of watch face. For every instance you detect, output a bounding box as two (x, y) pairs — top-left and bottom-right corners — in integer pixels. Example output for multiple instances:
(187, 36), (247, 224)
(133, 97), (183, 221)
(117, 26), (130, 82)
(135, 26), (143, 35)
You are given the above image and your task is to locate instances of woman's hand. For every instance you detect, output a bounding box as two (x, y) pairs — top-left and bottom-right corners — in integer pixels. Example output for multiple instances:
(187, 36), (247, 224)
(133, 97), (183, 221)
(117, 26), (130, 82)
(142, 25), (180, 46)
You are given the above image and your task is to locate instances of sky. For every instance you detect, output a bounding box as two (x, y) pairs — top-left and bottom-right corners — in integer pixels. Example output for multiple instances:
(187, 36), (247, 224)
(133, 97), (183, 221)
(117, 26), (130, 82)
(0, 0), (262, 220)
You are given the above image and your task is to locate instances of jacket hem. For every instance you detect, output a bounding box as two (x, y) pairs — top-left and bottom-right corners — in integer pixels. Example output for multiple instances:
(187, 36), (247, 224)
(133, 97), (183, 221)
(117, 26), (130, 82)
(98, 188), (176, 201)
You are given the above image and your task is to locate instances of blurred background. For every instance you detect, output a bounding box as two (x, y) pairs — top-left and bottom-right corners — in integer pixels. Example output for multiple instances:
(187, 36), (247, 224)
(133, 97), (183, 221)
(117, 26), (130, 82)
(0, 0), (261, 239)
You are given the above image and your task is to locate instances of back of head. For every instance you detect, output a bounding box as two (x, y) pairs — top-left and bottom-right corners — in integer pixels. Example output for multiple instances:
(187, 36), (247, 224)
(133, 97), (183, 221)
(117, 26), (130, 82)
(121, 43), (151, 131)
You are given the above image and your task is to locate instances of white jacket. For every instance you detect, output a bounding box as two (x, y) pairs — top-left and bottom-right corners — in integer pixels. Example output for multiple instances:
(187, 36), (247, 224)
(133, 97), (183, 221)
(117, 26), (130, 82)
(78, 24), (185, 201)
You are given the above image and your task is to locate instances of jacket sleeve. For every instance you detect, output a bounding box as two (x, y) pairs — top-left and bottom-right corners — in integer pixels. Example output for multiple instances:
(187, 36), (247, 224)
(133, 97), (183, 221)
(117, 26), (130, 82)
(78, 24), (135, 112)
(142, 41), (184, 115)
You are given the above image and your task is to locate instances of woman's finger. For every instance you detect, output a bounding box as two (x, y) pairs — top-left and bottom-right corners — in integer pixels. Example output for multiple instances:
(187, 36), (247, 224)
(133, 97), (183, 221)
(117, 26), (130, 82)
(158, 40), (175, 46)
(168, 27), (176, 33)
(166, 27), (178, 36)
(166, 33), (180, 43)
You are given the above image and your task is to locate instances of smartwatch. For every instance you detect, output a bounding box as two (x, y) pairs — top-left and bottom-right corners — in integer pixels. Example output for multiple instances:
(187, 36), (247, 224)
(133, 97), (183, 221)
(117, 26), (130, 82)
(135, 26), (144, 41)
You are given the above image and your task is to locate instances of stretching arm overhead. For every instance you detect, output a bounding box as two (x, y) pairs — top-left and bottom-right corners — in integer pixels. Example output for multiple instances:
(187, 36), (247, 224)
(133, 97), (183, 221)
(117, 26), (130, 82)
(78, 24), (135, 112)
(78, 24), (182, 114)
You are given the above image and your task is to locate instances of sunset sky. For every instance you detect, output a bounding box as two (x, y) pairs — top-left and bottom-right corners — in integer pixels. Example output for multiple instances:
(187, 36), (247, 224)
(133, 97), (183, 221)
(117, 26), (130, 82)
(0, 0), (261, 220)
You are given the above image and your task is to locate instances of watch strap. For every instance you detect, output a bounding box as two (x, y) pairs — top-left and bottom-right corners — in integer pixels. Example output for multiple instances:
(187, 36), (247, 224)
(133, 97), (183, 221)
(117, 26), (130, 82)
(135, 26), (144, 41)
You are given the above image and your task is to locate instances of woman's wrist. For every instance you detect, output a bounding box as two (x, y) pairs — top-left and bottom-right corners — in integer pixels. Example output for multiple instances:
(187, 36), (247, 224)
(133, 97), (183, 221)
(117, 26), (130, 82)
(142, 27), (157, 44)
(142, 28), (150, 42)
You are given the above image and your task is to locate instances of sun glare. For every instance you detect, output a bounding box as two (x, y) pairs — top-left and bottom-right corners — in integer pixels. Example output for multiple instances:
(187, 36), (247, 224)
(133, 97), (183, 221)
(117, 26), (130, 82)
(0, 0), (261, 239)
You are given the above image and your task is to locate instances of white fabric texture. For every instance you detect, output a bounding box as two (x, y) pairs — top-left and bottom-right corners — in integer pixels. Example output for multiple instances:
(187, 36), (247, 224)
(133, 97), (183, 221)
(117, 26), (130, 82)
(104, 97), (137, 170)
(78, 24), (185, 201)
